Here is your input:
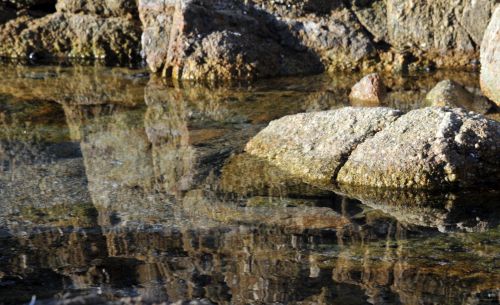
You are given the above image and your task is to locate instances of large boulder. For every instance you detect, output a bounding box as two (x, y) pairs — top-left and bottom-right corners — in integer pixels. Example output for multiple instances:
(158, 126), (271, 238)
(246, 107), (500, 190)
(481, 6), (500, 107)
(138, 0), (325, 81)
(338, 107), (500, 189)
(245, 107), (402, 183)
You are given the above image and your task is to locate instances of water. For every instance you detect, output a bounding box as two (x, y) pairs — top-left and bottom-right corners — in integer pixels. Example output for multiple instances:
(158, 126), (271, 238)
(0, 63), (499, 305)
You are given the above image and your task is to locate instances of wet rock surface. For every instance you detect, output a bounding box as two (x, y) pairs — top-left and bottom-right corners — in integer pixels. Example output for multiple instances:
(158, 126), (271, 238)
(425, 79), (495, 114)
(481, 5), (500, 107)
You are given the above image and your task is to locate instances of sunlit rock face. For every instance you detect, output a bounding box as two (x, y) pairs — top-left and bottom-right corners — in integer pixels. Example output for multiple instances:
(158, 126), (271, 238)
(481, 6), (500, 107)
(138, 0), (497, 80)
(0, 0), (141, 64)
(246, 107), (500, 190)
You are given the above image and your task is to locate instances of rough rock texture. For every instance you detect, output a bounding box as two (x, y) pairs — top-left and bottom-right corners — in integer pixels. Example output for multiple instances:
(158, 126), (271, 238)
(481, 6), (500, 107)
(138, 0), (325, 80)
(338, 107), (500, 189)
(349, 73), (386, 105)
(246, 107), (499, 189)
(55, 0), (138, 17)
(425, 80), (495, 114)
(138, 0), (497, 80)
(245, 107), (401, 183)
(0, 0), (141, 63)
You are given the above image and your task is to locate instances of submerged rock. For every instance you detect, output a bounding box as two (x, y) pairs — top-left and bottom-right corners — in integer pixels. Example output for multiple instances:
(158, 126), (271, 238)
(425, 80), (495, 114)
(338, 107), (500, 189)
(481, 6), (500, 107)
(349, 73), (386, 105)
(245, 107), (401, 183)
(246, 107), (500, 190)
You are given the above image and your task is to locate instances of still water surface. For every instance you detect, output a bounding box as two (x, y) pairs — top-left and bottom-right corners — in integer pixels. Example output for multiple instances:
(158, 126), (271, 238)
(0, 64), (499, 305)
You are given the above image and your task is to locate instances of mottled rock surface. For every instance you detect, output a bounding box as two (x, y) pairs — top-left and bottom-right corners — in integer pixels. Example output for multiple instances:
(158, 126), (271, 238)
(338, 107), (500, 189)
(246, 107), (499, 189)
(138, 0), (324, 81)
(0, 0), (141, 64)
(349, 73), (386, 105)
(245, 107), (401, 183)
(425, 80), (495, 114)
(481, 6), (500, 107)
(138, 0), (497, 80)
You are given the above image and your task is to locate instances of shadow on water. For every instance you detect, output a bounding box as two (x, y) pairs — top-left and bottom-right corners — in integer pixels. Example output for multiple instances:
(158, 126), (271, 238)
(0, 64), (499, 304)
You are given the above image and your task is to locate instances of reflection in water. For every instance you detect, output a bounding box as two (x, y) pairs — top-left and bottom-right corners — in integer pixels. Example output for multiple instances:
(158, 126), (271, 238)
(0, 65), (499, 305)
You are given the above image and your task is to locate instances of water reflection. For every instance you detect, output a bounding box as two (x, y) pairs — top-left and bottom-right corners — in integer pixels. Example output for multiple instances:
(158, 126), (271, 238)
(0, 65), (499, 305)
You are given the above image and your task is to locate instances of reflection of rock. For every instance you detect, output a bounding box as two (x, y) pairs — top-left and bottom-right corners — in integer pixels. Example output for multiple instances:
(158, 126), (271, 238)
(0, 99), (92, 228)
(2, 217), (499, 305)
(220, 153), (330, 198)
(337, 185), (500, 233)
(245, 107), (401, 184)
(481, 6), (500, 107)
(425, 79), (494, 114)
(0, 65), (147, 105)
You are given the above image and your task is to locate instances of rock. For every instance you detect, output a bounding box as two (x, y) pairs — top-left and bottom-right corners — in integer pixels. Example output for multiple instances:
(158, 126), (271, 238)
(338, 107), (500, 189)
(0, 12), (141, 63)
(138, 0), (324, 81)
(349, 73), (386, 105)
(481, 6), (500, 107)
(425, 80), (495, 114)
(246, 107), (499, 189)
(2, 0), (56, 10)
(245, 107), (402, 183)
(55, 0), (138, 17)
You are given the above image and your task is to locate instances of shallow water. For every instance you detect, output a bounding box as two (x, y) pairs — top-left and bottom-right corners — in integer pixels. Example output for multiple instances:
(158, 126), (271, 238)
(0, 63), (499, 305)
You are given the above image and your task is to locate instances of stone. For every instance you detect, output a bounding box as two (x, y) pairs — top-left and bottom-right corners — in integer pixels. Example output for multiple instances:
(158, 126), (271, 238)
(338, 107), (500, 189)
(55, 0), (138, 17)
(481, 6), (500, 107)
(245, 107), (402, 183)
(0, 12), (141, 63)
(425, 80), (495, 114)
(138, 0), (324, 81)
(349, 73), (386, 105)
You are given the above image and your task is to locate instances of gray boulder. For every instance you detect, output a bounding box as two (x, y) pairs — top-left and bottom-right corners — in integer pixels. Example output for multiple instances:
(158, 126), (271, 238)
(245, 107), (401, 183)
(338, 107), (500, 189)
(246, 107), (500, 189)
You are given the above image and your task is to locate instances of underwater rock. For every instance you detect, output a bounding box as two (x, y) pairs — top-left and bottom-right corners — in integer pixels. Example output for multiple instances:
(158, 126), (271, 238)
(425, 79), (495, 114)
(481, 6), (500, 107)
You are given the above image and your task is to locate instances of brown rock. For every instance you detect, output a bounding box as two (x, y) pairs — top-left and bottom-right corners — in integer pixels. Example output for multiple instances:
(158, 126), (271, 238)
(349, 73), (386, 105)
